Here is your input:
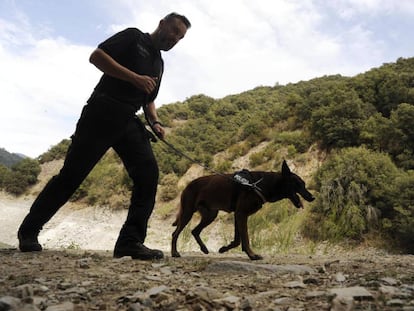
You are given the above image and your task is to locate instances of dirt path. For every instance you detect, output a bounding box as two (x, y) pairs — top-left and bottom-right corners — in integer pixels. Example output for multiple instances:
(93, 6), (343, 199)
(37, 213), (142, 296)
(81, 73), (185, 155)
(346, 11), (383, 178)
(0, 193), (123, 250)
(0, 191), (227, 253)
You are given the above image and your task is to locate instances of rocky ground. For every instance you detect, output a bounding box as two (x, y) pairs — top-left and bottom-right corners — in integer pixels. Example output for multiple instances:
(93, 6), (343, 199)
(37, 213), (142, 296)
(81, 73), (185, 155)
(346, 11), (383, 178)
(0, 247), (413, 311)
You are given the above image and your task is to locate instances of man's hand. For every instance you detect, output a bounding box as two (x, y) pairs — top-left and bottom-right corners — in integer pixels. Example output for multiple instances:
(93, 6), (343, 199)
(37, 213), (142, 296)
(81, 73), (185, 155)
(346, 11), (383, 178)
(89, 49), (158, 94)
(152, 122), (165, 139)
(132, 75), (158, 94)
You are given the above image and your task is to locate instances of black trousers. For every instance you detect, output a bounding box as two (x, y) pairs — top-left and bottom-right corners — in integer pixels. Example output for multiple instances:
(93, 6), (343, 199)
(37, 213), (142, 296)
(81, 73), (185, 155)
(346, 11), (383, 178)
(19, 93), (159, 244)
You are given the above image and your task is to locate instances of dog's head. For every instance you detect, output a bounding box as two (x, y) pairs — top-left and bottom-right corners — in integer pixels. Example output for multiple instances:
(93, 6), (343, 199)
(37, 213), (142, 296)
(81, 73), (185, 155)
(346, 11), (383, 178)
(281, 160), (315, 208)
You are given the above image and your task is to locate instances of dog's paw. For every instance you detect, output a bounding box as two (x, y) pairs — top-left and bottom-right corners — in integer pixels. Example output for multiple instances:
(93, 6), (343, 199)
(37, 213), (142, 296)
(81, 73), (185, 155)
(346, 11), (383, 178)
(248, 254), (263, 260)
(218, 246), (228, 253)
(171, 251), (181, 258)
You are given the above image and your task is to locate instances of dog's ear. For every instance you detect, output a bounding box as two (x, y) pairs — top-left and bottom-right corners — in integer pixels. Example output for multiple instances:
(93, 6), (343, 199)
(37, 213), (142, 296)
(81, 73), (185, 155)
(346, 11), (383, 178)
(282, 160), (291, 176)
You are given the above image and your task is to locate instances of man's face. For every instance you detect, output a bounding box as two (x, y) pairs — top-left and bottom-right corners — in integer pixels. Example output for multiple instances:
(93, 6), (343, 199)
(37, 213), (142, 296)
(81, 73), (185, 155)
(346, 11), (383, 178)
(158, 18), (188, 51)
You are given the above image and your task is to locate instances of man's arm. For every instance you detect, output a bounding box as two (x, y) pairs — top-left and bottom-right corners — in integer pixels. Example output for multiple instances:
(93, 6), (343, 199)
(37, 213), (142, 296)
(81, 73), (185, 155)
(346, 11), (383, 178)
(145, 101), (165, 139)
(89, 48), (157, 94)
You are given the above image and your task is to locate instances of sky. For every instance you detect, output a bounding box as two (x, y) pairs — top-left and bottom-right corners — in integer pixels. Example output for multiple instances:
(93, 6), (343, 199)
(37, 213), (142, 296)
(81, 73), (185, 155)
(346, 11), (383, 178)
(1, 0), (414, 158)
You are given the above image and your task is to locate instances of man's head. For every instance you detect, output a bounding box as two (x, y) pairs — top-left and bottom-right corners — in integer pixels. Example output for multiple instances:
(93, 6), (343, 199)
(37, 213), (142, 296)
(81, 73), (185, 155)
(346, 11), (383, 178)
(152, 12), (191, 51)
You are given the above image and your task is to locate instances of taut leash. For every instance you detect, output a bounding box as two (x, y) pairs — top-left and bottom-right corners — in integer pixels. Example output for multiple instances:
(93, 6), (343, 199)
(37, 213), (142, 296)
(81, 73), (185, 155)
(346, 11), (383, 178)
(142, 110), (266, 203)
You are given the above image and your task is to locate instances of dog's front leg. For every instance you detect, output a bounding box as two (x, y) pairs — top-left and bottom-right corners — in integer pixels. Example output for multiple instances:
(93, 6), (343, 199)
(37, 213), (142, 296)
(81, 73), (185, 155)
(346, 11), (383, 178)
(219, 216), (240, 253)
(236, 211), (263, 260)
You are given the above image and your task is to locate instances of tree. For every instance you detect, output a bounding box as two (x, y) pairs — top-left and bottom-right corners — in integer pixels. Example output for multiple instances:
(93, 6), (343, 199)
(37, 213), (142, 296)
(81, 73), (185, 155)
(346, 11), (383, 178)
(391, 171), (414, 253)
(310, 90), (372, 149)
(11, 158), (41, 185)
(0, 164), (11, 188)
(360, 113), (399, 152)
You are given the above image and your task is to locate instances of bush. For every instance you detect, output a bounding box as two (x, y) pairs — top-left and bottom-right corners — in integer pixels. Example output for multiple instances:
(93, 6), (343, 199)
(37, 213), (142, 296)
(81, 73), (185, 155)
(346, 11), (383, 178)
(38, 139), (71, 163)
(159, 174), (179, 202)
(390, 171), (414, 253)
(70, 151), (131, 208)
(2, 158), (41, 195)
(272, 130), (312, 153)
(12, 158), (41, 185)
(0, 164), (11, 188)
(303, 147), (399, 242)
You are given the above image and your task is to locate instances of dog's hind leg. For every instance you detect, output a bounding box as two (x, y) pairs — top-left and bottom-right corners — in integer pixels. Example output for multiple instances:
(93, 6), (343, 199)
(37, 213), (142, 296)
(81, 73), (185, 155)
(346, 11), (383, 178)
(192, 207), (218, 254)
(218, 216), (240, 253)
(171, 208), (194, 258)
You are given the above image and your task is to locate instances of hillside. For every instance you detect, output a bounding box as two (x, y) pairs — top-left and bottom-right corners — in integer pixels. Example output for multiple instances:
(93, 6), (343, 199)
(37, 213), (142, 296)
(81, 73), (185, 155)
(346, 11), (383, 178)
(0, 147), (25, 168)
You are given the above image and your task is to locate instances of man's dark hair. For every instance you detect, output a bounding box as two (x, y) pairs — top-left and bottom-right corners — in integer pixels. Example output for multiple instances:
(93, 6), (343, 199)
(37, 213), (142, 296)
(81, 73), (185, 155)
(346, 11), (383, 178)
(164, 12), (191, 29)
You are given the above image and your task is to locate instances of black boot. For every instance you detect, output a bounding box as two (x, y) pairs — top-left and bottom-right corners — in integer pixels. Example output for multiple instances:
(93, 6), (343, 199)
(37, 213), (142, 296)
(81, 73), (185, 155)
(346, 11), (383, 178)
(114, 240), (163, 260)
(18, 229), (42, 252)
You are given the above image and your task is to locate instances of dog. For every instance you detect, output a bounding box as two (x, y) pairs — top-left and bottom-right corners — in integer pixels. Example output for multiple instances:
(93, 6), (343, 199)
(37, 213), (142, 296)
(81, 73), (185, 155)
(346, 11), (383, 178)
(171, 160), (315, 260)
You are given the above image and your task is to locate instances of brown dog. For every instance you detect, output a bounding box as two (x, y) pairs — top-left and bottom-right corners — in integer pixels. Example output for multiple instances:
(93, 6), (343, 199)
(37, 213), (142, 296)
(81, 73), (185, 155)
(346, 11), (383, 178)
(171, 160), (315, 260)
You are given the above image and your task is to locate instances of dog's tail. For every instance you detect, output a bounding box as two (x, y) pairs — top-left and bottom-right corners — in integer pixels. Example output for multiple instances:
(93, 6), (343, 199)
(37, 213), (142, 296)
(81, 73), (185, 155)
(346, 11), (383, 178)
(172, 201), (182, 226)
(172, 180), (198, 227)
(172, 183), (194, 226)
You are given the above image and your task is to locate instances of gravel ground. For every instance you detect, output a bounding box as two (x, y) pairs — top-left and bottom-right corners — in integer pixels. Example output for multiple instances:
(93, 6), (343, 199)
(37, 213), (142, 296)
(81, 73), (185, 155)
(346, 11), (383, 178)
(0, 248), (413, 310)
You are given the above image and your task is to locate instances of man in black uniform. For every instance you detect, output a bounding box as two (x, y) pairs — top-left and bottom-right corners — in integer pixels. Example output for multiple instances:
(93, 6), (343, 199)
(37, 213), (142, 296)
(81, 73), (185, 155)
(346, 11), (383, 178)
(17, 12), (191, 260)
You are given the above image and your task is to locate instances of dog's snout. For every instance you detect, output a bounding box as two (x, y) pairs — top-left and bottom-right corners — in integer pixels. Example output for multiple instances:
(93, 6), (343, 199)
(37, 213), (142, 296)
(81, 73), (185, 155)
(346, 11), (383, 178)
(305, 192), (315, 202)
(300, 190), (315, 202)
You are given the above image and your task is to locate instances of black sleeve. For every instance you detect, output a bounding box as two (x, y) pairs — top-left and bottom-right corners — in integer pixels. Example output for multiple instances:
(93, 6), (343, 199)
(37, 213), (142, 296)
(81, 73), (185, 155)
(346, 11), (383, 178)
(97, 28), (138, 61)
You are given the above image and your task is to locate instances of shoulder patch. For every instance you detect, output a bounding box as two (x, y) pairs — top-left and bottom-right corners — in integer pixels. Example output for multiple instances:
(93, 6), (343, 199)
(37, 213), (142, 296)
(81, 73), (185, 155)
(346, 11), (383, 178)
(136, 43), (150, 57)
(233, 169), (253, 186)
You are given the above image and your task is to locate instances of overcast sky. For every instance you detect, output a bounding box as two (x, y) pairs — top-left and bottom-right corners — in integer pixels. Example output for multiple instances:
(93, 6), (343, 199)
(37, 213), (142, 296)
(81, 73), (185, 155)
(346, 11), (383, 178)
(1, 0), (414, 158)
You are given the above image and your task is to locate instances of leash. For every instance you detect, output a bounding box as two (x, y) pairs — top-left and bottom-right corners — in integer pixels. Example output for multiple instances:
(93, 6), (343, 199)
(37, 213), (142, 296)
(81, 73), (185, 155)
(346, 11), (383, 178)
(159, 135), (266, 203)
(142, 109), (267, 203)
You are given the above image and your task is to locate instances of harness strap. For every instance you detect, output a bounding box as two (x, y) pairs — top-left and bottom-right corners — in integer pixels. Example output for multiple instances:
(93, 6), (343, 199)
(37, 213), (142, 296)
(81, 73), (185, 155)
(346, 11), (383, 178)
(253, 187), (267, 204)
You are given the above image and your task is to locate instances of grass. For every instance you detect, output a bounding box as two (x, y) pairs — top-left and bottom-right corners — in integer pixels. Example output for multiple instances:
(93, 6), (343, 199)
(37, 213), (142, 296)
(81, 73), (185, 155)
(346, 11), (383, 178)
(171, 201), (323, 256)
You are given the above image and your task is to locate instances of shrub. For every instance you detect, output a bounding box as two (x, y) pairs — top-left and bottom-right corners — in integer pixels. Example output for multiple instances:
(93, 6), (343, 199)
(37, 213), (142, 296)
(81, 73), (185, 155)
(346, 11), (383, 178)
(11, 158), (41, 185)
(273, 130), (312, 153)
(214, 160), (232, 173)
(159, 174), (179, 202)
(70, 151), (130, 208)
(390, 171), (414, 253)
(303, 147), (399, 241)
(0, 164), (11, 188)
(39, 139), (71, 163)
(2, 158), (41, 195)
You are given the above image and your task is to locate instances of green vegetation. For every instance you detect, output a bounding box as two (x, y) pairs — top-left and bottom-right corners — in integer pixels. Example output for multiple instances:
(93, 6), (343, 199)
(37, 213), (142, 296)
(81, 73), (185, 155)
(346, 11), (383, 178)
(38, 139), (71, 163)
(303, 148), (395, 238)
(0, 148), (24, 168)
(0, 158), (41, 195)
(2, 57), (414, 253)
(70, 151), (132, 209)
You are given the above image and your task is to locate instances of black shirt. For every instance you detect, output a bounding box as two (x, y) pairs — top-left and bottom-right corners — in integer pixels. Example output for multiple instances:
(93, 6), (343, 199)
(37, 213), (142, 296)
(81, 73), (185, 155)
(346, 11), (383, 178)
(94, 28), (164, 110)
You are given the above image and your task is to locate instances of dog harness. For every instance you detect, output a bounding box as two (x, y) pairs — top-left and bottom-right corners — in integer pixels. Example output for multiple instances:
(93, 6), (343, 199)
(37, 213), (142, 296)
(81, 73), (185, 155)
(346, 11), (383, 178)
(232, 170), (267, 204)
